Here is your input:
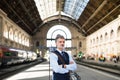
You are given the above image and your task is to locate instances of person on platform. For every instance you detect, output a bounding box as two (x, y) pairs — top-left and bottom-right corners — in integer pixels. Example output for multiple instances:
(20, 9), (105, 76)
(50, 34), (77, 80)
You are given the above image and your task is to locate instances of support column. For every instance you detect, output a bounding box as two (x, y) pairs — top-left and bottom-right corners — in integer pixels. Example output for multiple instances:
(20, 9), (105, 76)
(0, 17), (3, 45)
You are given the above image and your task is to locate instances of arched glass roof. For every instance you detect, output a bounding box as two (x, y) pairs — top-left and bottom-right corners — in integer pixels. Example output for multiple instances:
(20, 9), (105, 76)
(64, 0), (89, 20)
(34, 0), (89, 20)
(34, 0), (57, 20)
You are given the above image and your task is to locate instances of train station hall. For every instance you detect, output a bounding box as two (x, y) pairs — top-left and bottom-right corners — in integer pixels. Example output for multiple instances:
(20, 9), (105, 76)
(0, 0), (120, 80)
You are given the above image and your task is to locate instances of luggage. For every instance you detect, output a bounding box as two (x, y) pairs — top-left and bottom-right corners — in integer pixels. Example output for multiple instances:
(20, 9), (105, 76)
(70, 71), (81, 80)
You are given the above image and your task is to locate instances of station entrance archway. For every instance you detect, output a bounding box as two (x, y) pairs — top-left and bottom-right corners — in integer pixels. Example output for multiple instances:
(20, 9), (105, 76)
(46, 25), (72, 54)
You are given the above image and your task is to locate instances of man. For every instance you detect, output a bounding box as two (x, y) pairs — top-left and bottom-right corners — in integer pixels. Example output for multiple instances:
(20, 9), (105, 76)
(50, 34), (77, 80)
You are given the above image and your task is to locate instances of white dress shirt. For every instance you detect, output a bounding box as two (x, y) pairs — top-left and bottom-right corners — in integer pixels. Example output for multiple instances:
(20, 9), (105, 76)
(50, 49), (77, 74)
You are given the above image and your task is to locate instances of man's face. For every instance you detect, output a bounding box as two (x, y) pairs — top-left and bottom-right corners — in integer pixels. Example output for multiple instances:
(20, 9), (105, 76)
(56, 38), (65, 50)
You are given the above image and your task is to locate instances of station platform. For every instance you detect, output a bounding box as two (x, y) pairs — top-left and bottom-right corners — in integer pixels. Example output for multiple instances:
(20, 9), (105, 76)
(81, 59), (120, 68)
(76, 59), (120, 75)
(4, 61), (52, 80)
(3, 60), (120, 80)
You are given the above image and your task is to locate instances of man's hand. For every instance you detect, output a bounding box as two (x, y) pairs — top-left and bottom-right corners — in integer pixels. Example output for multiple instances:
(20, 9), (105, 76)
(60, 61), (74, 68)
(64, 61), (74, 68)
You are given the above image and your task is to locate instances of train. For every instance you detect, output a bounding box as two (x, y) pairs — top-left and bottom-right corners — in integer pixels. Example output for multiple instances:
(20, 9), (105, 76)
(0, 45), (37, 66)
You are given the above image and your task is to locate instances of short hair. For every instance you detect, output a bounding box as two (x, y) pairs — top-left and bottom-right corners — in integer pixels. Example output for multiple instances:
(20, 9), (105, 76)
(55, 34), (65, 42)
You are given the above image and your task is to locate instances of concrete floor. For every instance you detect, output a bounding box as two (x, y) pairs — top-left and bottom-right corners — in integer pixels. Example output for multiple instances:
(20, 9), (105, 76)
(4, 61), (120, 80)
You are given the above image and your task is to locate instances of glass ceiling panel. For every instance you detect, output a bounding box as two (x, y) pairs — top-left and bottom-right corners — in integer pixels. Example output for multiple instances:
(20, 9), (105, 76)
(64, 0), (89, 20)
(34, 0), (89, 21)
(34, 0), (57, 20)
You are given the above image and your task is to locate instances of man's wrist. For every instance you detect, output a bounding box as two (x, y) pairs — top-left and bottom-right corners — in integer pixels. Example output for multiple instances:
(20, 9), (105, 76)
(62, 64), (66, 68)
(62, 64), (64, 68)
(64, 64), (66, 68)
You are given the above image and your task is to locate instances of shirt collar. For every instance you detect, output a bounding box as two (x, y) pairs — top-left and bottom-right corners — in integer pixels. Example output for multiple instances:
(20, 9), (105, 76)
(56, 48), (65, 53)
(56, 49), (62, 53)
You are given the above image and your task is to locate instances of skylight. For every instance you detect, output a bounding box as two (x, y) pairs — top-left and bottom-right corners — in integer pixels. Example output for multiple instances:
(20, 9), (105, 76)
(34, 0), (57, 20)
(34, 0), (89, 21)
(64, 0), (89, 20)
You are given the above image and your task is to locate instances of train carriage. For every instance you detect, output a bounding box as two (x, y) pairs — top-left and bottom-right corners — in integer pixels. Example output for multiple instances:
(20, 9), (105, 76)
(0, 45), (38, 66)
(0, 46), (26, 66)
(0, 49), (2, 66)
(0, 46), (18, 65)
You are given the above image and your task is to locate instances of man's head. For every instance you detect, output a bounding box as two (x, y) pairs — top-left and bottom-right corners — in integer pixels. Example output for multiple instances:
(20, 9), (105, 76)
(55, 34), (65, 51)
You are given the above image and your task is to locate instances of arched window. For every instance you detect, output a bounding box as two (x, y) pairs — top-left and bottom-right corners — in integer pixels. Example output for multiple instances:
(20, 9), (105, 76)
(110, 30), (114, 40)
(36, 41), (39, 47)
(117, 26), (120, 38)
(100, 35), (103, 42)
(21, 34), (25, 45)
(47, 25), (71, 53)
(18, 33), (22, 44)
(93, 38), (95, 44)
(26, 38), (29, 47)
(9, 27), (13, 40)
(14, 30), (18, 42)
(79, 41), (82, 47)
(47, 25), (71, 47)
(3, 23), (8, 38)
(90, 39), (92, 45)
(105, 32), (108, 41)
(96, 37), (98, 43)
(24, 38), (27, 46)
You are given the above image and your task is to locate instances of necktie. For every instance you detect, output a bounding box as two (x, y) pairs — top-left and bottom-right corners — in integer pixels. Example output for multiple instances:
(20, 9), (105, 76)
(62, 51), (66, 60)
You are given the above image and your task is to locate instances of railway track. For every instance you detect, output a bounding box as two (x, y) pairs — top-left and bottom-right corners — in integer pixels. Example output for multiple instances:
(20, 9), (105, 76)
(0, 59), (44, 79)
